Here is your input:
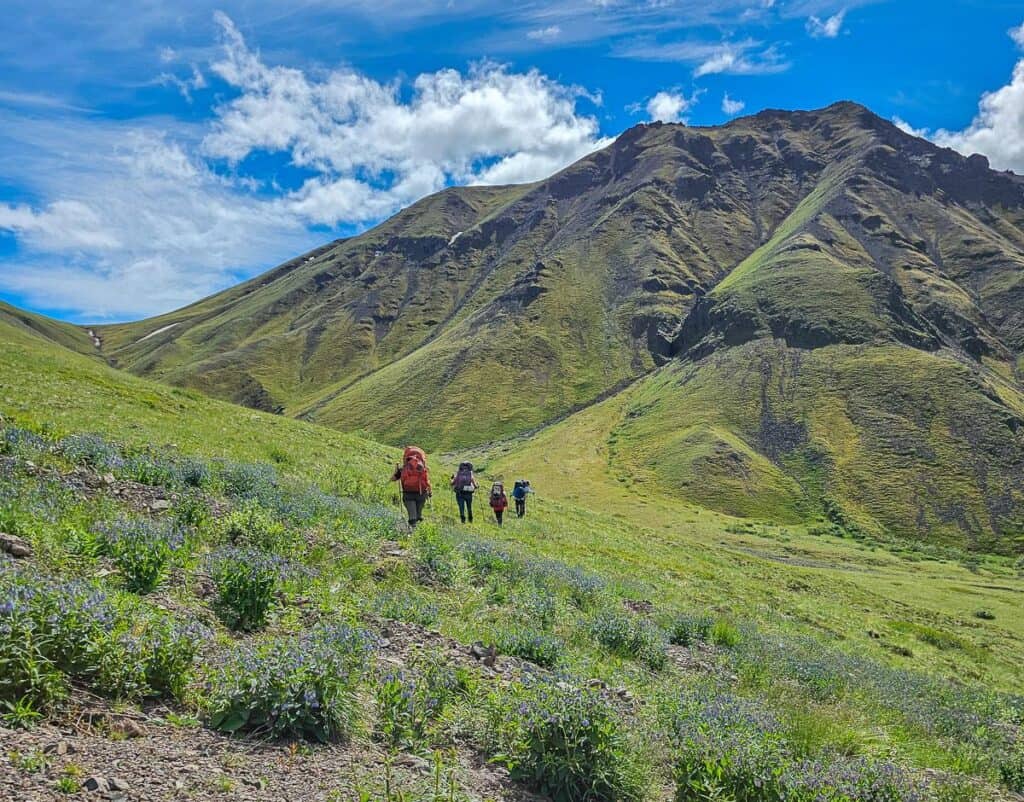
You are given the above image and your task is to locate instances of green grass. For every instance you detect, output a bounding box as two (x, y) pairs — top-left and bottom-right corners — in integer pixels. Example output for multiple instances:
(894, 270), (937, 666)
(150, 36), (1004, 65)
(0, 316), (396, 489)
(2, 315), (1023, 799)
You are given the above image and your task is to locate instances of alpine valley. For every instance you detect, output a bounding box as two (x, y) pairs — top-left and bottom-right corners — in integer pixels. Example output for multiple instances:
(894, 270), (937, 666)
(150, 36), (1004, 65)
(86, 102), (1024, 552)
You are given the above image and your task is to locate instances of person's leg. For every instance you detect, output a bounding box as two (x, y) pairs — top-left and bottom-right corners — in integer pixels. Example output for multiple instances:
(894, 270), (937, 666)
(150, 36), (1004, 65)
(466, 494), (474, 523)
(415, 495), (426, 523)
(456, 493), (467, 522)
(515, 499), (525, 517)
(403, 495), (418, 526)
(496, 509), (503, 526)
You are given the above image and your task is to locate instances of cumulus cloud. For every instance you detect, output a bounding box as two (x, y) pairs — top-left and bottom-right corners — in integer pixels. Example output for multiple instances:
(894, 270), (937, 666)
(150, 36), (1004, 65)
(204, 13), (609, 221)
(645, 90), (698, 123)
(893, 22), (1024, 174)
(721, 92), (745, 115)
(0, 12), (611, 320)
(806, 9), (846, 38)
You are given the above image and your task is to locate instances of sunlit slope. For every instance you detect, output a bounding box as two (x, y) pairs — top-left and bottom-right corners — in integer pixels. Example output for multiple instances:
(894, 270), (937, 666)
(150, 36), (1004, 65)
(0, 300), (98, 356)
(490, 338), (1024, 552)
(0, 316), (394, 483)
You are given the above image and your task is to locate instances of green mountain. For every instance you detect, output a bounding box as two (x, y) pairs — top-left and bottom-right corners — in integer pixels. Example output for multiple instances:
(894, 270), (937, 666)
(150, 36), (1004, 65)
(36, 101), (1024, 550)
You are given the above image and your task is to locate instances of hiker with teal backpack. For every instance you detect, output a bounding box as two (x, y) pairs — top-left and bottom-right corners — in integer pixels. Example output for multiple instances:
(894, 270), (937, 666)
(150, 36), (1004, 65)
(391, 446), (432, 527)
(512, 479), (534, 518)
(451, 461), (479, 523)
(489, 481), (508, 526)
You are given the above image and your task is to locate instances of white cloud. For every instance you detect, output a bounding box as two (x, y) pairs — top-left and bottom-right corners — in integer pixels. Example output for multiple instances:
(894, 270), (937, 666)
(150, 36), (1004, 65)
(806, 9), (846, 38)
(0, 13), (611, 320)
(645, 90), (697, 123)
(204, 13), (609, 217)
(721, 92), (745, 115)
(1011, 21), (1024, 48)
(893, 22), (1024, 174)
(619, 38), (789, 76)
(0, 122), (312, 319)
(527, 25), (562, 42)
(160, 64), (207, 102)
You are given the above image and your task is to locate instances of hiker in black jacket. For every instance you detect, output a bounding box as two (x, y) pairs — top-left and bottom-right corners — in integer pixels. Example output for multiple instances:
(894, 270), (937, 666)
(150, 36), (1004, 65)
(450, 461), (479, 523)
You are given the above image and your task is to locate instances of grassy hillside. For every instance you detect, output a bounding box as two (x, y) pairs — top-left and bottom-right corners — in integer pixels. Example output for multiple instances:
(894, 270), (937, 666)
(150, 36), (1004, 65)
(0, 315), (395, 488)
(3, 307), (1024, 799)
(0, 300), (99, 356)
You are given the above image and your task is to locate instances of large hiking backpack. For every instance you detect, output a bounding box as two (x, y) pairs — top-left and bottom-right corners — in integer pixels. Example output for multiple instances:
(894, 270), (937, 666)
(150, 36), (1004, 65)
(490, 481), (504, 499)
(455, 462), (474, 492)
(400, 446), (429, 494)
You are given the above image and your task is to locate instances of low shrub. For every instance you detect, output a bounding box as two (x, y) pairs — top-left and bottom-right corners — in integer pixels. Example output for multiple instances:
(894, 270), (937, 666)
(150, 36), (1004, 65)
(0, 568), (206, 719)
(667, 613), (713, 647)
(999, 740), (1024, 794)
(57, 434), (124, 471)
(205, 623), (372, 741)
(375, 592), (439, 627)
(215, 461), (280, 506)
(213, 503), (291, 553)
(1, 427), (48, 459)
(710, 619), (742, 649)
(461, 541), (521, 582)
(588, 608), (668, 670)
(120, 453), (178, 487)
(667, 687), (929, 802)
(495, 627), (563, 668)
(207, 547), (298, 630)
(487, 678), (646, 802)
(96, 518), (186, 594)
(411, 524), (459, 586)
(376, 659), (465, 750)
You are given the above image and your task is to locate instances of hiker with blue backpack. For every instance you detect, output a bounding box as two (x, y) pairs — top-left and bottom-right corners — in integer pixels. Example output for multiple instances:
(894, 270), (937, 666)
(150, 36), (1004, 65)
(512, 479), (534, 518)
(450, 461), (479, 523)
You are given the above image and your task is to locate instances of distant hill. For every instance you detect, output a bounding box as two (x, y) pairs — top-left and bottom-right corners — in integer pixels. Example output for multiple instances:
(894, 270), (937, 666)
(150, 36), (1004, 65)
(25, 100), (1024, 550)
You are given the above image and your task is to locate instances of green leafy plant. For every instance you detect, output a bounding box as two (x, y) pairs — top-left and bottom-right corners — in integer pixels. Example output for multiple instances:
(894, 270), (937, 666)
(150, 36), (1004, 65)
(205, 624), (371, 741)
(207, 546), (296, 630)
(488, 679), (646, 802)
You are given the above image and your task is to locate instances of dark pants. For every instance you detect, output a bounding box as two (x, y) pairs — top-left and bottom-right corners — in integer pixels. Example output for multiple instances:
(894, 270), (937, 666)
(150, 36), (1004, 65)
(402, 492), (427, 526)
(515, 498), (526, 517)
(493, 508), (504, 525)
(455, 491), (474, 522)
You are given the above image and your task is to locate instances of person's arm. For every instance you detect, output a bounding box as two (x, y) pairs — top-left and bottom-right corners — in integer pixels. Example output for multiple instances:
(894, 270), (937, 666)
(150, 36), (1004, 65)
(391, 465), (402, 481)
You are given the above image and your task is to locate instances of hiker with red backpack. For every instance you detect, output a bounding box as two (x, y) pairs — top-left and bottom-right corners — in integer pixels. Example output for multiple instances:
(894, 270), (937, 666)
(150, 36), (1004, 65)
(392, 446), (432, 527)
(489, 481), (508, 526)
(450, 461), (479, 523)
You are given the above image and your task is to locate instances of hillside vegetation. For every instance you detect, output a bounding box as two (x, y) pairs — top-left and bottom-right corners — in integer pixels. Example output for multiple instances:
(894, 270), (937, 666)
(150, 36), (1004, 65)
(3, 311), (1024, 801)
(77, 101), (1024, 551)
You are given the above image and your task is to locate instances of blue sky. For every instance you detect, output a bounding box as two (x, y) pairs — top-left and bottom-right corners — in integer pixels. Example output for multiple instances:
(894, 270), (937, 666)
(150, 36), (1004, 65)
(1, 0), (1023, 322)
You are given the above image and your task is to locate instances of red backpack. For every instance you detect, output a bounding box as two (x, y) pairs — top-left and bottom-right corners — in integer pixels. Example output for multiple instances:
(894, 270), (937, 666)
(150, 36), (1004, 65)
(400, 446), (430, 494)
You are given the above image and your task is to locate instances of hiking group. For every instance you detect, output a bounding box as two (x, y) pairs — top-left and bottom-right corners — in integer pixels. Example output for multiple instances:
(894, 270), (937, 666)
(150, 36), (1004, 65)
(391, 446), (533, 527)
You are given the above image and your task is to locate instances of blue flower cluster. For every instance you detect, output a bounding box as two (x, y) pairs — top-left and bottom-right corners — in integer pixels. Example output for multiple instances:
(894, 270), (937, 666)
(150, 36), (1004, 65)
(205, 623), (372, 742)
(668, 686), (930, 802)
(496, 626), (564, 668)
(95, 516), (188, 593)
(587, 607), (668, 670)
(375, 661), (463, 750)
(492, 677), (645, 802)
(0, 566), (207, 716)
(207, 546), (300, 630)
